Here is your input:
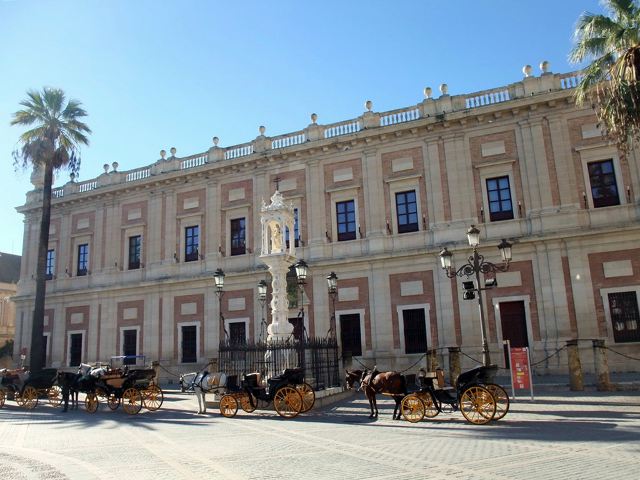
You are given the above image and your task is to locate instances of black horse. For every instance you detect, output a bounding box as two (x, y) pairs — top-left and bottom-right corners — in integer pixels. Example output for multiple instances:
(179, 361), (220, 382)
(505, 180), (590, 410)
(55, 371), (80, 412)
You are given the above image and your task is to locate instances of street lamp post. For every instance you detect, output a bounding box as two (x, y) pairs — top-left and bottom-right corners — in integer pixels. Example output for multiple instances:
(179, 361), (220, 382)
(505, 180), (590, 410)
(257, 279), (268, 341)
(326, 271), (338, 338)
(439, 225), (512, 366)
(214, 268), (226, 340)
(293, 259), (309, 339)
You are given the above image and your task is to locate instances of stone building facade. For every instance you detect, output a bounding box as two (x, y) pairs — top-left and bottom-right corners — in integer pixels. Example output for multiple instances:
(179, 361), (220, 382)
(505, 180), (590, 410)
(12, 64), (640, 378)
(0, 252), (20, 355)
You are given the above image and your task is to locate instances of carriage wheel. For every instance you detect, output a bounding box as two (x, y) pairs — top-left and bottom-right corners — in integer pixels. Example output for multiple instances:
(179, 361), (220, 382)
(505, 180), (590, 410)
(401, 394), (425, 423)
(107, 393), (120, 411)
(485, 383), (510, 420)
(295, 383), (315, 413)
(14, 392), (25, 407)
(22, 386), (39, 410)
(142, 385), (164, 411)
(239, 393), (256, 413)
(418, 392), (440, 418)
(47, 385), (63, 407)
(219, 394), (238, 418)
(85, 393), (99, 413)
(0, 390), (5, 408)
(460, 385), (496, 425)
(122, 388), (143, 415)
(273, 386), (302, 419)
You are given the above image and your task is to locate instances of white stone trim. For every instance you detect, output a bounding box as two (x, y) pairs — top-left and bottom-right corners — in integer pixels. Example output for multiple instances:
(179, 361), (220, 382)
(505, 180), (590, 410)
(330, 190), (361, 241)
(578, 147), (626, 208)
(177, 321), (201, 364)
(119, 326), (140, 357)
(598, 285), (640, 343)
(335, 308), (366, 357)
(225, 317), (249, 343)
(396, 303), (431, 354)
(66, 329), (85, 367)
(491, 295), (533, 348)
(388, 178), (423, 234)
(479, 167), (518, 221)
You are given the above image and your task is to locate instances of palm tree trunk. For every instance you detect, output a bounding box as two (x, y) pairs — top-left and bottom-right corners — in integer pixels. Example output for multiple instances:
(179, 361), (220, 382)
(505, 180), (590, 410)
(29, 161), (53, 372)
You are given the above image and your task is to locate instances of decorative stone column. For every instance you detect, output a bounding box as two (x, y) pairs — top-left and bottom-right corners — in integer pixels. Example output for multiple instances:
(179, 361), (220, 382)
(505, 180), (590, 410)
(259, 190), (297, 341)
(592, 339), (614, 391)
(566, 340), (583, 391)
(448, 347), (461, 386)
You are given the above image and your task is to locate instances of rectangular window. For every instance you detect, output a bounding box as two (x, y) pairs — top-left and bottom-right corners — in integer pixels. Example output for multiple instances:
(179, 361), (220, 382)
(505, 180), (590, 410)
(45, 249), (55, 280)
(230, 217), (246, 256)
(122, 329), (137, 365)
(128, 235), (141, 270)
(77, 244), (88, 276)
(285, 208), (300, 248)
(608, 292), (640, 343)
(69, 333), (83, 366)
(588, 159), (620, 208)
(184, 226), (199, 262)
(229, 322), (247, 345)
(486, 176), (514, 221)
(403, 309), (427, 354)
(181, 325), (197, 363)
(336, 200), (356, 241)
(395, 190), (419, 233)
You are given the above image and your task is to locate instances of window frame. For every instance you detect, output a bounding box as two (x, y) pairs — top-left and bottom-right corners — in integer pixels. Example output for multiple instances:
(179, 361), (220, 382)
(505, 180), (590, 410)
(396, 304), (431, 354)
(46, 248), (55, 280)
(395, 190), (419, 234)
(66, 330), (85, 367)
(600, 286), (640, 344)
(336, 199), (357, 242)
(578, 147), (626, 209)
(230, 217), (246, 256)
(120, 326), (140, 360)
(335, 308), (366, 358)
(587, 158), (621, 208)
(178, 321), (200, 364)
(128, 235), (142, 270)
(486, 175), (515, 222)
(77, 243), (89, 276)
(184, 225), (200, 262)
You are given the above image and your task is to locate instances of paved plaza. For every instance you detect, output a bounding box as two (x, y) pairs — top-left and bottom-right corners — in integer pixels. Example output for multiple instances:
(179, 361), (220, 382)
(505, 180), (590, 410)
(0, 387), (639, 480)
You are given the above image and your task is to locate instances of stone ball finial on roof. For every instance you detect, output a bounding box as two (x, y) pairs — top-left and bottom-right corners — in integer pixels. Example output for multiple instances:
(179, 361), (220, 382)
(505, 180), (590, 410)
(112, 162), (119, 172)
(160, 149), (166, 159)
(439, 83), (448, 96)
(259, 125), (266, 136)
(70, 172), (76, 182)
(170, 147), (177, 157)
(212, 137), (219, 147)
(103, 163), (109, 173)
(310, 113), (318, 124)
(540, 60), (550, 74)
(523, 64), (533, 77)
(365, 100), (373, 112)
(424, 87), (432, 99)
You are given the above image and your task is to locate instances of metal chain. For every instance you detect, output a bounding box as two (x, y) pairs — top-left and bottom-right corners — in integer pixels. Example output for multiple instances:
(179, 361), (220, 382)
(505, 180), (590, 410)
(399, 353), (427, 374)
(604, 346), (640, 362)
(459, 350), (483, 365)
(157, 364), (188, 379)
(351, 356), (375, 371)
(530, 345), (567, 367)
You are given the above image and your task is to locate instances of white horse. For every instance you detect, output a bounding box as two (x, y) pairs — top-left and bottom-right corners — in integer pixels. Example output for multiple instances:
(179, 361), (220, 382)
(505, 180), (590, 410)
(193, 370), (227, 414)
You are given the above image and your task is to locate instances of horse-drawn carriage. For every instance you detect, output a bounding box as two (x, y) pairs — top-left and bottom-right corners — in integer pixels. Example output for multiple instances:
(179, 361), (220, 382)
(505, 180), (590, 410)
(76, 356), (163, 414)
(219, 367), (315, 419)
(400, 365), (510, 425)
(0, 368), (62, 410)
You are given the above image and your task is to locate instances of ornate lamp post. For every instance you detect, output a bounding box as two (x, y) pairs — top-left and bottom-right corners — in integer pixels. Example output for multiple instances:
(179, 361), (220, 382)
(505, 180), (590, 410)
(326, 272), (338, 337)
(293, 259), (309, 338)
(439, 225), (512, 366)
(214, 268), (226, 340)
(257, 279), (268, 341)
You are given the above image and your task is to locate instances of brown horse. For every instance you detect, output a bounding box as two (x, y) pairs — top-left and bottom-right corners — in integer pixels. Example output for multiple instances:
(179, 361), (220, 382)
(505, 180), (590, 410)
(346, 368), (407, 419)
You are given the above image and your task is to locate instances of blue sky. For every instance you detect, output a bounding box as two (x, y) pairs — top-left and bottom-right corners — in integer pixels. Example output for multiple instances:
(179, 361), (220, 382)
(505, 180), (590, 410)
(0, 0), (602, 256)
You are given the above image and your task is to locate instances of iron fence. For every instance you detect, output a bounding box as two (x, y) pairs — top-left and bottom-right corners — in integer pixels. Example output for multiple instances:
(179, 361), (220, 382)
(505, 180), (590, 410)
(218, 336), (340, 391)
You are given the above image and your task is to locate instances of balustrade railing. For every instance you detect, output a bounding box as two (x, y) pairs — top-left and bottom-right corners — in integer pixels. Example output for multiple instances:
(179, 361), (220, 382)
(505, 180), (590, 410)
(52, 188), (64, 198)
(78, 180), (97, 193)
(125, 167), (151, 182)
(324, 120), (361, 138)
(380, 107), (420, 126)
(272, 132), (306, 149)
(465, 88), (511, 108)
(224, 143), (254, 160)
(559, 72), (583, 90)
(180, 154), (208, 169)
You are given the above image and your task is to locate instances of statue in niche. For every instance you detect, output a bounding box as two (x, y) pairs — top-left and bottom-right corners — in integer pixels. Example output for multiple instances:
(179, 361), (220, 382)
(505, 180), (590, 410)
(271, 223), (283, 253)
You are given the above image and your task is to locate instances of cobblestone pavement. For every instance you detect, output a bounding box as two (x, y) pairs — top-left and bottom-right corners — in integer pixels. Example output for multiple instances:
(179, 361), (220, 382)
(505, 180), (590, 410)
(0, 388), (638, 480)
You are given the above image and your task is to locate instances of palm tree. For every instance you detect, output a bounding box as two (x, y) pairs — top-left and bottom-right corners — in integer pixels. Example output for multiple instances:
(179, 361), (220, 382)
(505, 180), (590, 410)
(11, 87), (90, 372)
(571, 0), (640, 150)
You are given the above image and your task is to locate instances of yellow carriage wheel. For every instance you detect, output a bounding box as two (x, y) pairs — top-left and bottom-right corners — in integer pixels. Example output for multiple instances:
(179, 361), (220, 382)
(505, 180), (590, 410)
(460, 385), (496, 425)
(47, 385), (63, 407)
(485, 383), (510, 420)
(239, 393), (256, 413)
(401, 394), (425, 423)
(122, 388), (143, 415)
(418, 392), (439, 418)
(85, 393), (99, 413)
(0, 389), (5, 408)
(295, 383), (315, 413)
(107, 393), (120, 411)
(273, 386), (302, 419)
(14, 392), (25, 407)
(142, 385), (164, 411)
(219, 394), (238, 418)
(22, 386), (39, 410)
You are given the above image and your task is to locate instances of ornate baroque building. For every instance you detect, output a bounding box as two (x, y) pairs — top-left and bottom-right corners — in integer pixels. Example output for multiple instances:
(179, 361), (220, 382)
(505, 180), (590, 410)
(0, 252), (20, 349)
(13, 63), (640, 378)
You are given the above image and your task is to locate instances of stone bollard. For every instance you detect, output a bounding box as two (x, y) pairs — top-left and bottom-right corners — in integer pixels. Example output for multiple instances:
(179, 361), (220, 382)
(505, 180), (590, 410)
(151, 361), (160, 385)
(566, 340), (584, 391)
(592, 339), (614, 391)
(448, 347), (461, 386)
(427, 349), (439, 372)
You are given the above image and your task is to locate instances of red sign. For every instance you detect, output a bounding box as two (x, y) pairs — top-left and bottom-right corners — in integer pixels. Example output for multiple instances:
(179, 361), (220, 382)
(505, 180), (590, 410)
(510, 347), (531, 390)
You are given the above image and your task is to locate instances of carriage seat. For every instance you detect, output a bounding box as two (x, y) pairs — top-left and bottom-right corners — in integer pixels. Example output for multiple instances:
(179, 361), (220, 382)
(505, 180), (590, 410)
(244, 372), (262, 388)
(269, 367), (304, 385)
